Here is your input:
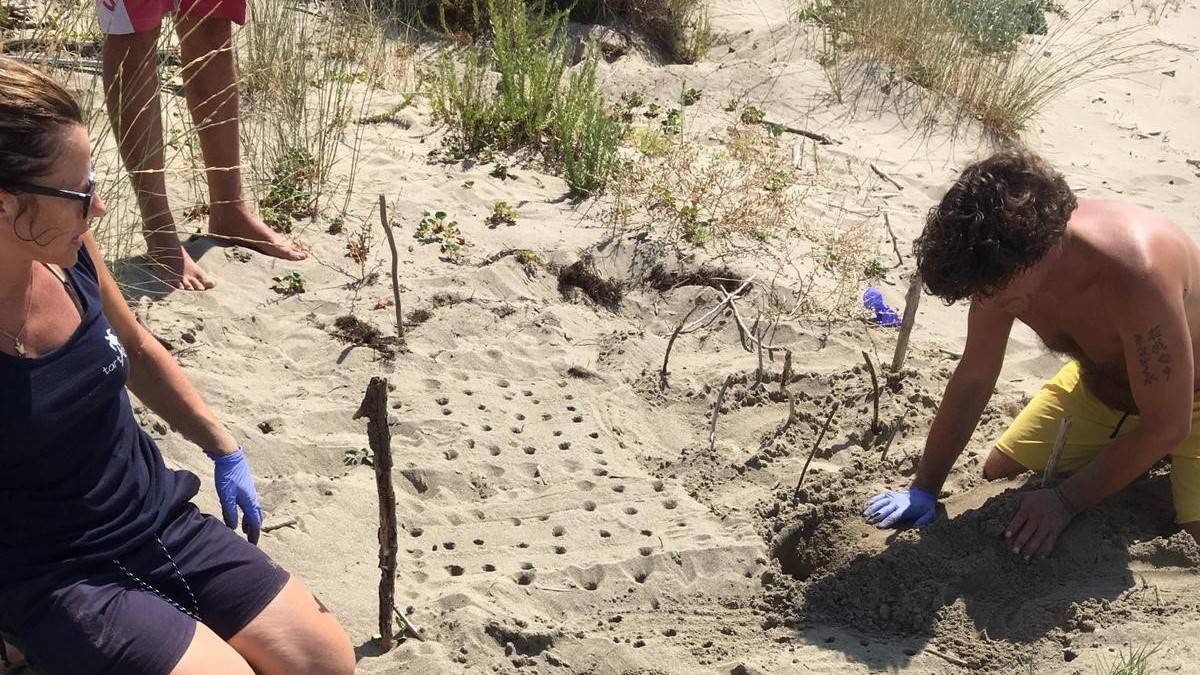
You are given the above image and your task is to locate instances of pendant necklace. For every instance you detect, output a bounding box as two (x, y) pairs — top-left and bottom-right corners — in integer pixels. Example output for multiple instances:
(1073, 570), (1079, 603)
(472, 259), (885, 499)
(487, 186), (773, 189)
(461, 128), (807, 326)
(0, 270), (35, 358)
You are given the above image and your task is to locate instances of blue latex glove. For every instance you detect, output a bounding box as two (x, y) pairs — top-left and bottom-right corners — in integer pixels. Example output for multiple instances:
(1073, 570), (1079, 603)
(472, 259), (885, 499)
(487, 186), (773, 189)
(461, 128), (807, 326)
(863, 486), (937, 529)
(863, 288), (902, 327)
(208, 447), (263, 545)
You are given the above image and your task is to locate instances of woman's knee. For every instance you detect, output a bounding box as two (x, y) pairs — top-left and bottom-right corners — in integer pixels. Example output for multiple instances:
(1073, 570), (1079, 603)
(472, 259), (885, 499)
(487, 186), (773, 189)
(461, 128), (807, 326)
(229, 578), (355, 675)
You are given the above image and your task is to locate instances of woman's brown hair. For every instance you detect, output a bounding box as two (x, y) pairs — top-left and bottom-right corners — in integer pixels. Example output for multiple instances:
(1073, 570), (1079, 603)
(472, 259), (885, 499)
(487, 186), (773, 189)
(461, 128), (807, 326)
(0, 57), (84, 182)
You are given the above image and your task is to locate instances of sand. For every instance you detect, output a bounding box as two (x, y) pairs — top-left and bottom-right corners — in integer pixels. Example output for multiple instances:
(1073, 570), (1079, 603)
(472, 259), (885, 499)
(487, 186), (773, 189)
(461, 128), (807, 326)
(35, 0), (1200, 672)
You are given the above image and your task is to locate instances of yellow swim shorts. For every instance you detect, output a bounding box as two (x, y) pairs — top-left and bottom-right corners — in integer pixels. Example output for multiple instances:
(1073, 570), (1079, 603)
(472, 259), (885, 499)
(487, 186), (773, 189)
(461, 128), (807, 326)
(996, 360), (1200, 524)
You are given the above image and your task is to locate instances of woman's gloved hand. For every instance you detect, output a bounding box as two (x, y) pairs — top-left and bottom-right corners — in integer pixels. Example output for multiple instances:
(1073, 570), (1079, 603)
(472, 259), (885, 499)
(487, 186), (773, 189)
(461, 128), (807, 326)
(863, 486), (937, 529)
(207, 447), (263, 544)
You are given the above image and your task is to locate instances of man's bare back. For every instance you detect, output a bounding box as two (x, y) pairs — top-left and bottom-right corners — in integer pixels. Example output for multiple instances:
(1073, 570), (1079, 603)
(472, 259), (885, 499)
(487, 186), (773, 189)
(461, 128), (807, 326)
(987, 199), (1200, 413)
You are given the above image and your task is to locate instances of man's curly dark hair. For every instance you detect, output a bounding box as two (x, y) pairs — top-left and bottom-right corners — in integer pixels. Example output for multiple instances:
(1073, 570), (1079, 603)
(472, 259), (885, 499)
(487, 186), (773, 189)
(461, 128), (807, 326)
(915, 148), (1077, 303)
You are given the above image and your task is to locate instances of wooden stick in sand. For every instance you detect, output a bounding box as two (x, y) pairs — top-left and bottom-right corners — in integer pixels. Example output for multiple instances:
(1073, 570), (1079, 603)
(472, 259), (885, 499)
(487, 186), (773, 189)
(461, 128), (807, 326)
(378, 195), (405, 340)
(861, 350), (881, 441)
(709, 375), (734, 452)
(891, 272), (923, 372)
(660, 298), (705, 391)
(795, 402), (840, 498)
(1041, 417), (1073, 488)
(353, 377), (399, 651)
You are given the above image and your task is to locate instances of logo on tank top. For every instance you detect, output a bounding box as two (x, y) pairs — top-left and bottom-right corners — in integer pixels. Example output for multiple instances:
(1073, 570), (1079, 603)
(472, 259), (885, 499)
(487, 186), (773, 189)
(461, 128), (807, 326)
(102, 328), (127, 375)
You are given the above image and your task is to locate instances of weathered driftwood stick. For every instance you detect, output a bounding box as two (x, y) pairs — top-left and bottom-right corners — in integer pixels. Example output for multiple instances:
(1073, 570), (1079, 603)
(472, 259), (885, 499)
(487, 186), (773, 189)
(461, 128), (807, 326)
(353, 377), (398, 651)
(1041, 417), (1073, 488)
(764, 119), (838, 145)
(780, 349), (794, 397)
(378, 195), (405, 340)
(709, 375), (734, 452)
(891, 272), (923, 372)
(883, 212), (903, 267)
(262, 517), (298, 533)
(661, 299), (706, 391)
(754, 312), (766, 389)
(862, 350), (881, 440)
(681, 275), (756, 334)
(880, 418), (904, 462)
(393, 605), (425, 642)
(871, 163), (904, 191)
(795, 402), (840, 497)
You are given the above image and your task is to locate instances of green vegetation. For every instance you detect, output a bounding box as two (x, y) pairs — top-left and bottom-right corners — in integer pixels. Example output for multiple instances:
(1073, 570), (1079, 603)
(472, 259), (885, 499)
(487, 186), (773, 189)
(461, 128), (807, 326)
(798, 0), (1146, 138)
(428, 0), (622, 194)
(1093, 644), (1159, 675)
(863, 259), (889, 279)
(270, 272), (306, 296)
(344, 447), (374, 466)
(416, 210), (469, 259)
(485, 201), (519, 228)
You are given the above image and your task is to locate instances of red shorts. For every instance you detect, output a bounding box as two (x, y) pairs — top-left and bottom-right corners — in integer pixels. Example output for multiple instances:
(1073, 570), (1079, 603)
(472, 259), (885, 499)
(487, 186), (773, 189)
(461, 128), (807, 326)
(97, 0), (246, 35)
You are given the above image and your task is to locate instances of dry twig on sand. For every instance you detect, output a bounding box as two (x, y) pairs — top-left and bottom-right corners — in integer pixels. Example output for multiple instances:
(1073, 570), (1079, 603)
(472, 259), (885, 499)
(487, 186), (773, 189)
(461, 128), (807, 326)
(796, 402), (840, 497)
(378, 195), (405, 340)
(709, 375), (734, 452)
(862, 351), (881, 442)
(871, 163), (904, 191)
(882, 212), (903, 267)
(1041, 417), (1073, 488)
(680, 275), (756, 334)
(353, 377), (398, 651)
(660, 298), (706, 391)
(891, 273), (923, 372)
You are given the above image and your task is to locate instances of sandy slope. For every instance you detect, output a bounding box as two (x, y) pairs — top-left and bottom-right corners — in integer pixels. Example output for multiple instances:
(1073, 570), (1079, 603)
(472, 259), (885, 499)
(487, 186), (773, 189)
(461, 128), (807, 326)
(86, 0), (1200, 672)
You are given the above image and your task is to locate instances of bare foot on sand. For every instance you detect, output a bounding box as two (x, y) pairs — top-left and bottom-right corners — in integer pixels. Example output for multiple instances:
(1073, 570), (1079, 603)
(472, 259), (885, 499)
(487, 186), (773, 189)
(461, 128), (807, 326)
(208, 202), (308, 262)
(146, 232), (217, 291)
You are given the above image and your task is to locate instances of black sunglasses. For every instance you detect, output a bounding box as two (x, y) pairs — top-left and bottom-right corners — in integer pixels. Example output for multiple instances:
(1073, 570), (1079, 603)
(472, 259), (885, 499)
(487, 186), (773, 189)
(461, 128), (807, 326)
(0, 170), (96, 217)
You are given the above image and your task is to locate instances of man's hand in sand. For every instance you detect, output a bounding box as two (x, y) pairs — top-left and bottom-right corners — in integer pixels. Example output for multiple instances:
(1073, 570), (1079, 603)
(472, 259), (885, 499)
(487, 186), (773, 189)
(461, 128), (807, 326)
(1004, 487), (1077, 560)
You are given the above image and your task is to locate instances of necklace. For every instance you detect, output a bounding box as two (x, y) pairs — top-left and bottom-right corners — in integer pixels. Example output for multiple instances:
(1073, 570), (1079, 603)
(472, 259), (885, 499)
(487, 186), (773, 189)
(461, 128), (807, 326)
(0, 268), (35, 358)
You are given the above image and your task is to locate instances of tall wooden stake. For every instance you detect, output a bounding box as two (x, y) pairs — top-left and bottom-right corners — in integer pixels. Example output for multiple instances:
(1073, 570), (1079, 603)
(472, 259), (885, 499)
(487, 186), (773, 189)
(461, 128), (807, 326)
(379, 195), (405, 339)
(891, 272), (923, 372)
(354, 377), (398, 650)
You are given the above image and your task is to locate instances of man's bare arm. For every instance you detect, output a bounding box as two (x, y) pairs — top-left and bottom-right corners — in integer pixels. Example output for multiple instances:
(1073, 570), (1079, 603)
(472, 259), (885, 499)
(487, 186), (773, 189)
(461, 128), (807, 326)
(913, 302), (1013, 494)
(1061, 275), (1194, 510)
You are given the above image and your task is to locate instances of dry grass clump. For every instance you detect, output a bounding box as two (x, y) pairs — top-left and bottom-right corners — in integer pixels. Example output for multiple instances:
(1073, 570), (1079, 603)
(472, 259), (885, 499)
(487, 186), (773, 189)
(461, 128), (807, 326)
(801, 0), (1149, 139)
(604, 123), (804, 251)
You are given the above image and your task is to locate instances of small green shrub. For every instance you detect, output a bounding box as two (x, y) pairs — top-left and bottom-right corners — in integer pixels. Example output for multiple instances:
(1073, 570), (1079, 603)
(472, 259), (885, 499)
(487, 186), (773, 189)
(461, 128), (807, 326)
(416, 210), (469, 259)
(271, 272), (306, 296)
(485, 201), (519, 228)
(344, 447), (374, 466)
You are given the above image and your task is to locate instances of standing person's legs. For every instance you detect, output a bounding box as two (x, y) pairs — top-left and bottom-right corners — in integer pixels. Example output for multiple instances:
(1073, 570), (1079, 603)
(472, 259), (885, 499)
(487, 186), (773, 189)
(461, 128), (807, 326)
(174, 8), (306, 263)
(101, 0), (216, 290)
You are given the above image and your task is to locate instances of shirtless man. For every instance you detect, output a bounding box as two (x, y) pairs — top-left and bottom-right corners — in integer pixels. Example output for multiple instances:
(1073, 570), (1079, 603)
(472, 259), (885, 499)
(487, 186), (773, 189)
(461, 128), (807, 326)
(101, 0), (306, 290)
(863, 148), (1200, 558)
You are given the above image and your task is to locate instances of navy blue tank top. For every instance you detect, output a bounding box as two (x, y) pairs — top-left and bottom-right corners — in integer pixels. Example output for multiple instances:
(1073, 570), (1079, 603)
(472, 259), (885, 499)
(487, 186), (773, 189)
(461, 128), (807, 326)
(0, 245), (198, 586)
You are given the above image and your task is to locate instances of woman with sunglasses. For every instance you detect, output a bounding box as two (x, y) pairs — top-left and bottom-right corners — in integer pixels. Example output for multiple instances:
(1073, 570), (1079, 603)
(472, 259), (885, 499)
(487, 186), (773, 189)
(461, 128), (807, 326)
(0, 59), (354, 674)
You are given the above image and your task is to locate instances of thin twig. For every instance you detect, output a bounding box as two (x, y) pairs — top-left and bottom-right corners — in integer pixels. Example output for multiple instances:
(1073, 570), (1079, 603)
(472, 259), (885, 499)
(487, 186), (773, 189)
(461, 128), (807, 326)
(765, 119), (838, 145)
(709, 375), (734, 452)
(661, 298), (706, 391)
(926, 648), (972, 669)
(1041, 417), (1073, 488)
(262, 517), (298, 533)
(754, 312), (766, 389)
(871, 163), (904, 191)
(862, 351), (881, 441)
(795, 402), (839, 497)
(880, 419), (904, 462)
(891, 273), (923, 372)
(680, 275), (756, 334)
(780, 349), (793, 397)
(882, 212), (903, 267)
(393, 605), (425, 642)
(379, 195), (405, 339)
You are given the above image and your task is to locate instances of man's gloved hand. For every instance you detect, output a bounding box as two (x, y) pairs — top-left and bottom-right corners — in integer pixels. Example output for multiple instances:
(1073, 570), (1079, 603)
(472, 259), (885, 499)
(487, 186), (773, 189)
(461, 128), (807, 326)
(863, 486), (938, 529)
(208, 447), (263, 545)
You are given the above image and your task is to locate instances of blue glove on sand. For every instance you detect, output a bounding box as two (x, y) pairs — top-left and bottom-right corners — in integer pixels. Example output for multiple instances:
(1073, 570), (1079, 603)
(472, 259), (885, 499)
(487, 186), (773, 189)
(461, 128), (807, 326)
(208, 447), (263, 545)
(864, 486), (937, 529)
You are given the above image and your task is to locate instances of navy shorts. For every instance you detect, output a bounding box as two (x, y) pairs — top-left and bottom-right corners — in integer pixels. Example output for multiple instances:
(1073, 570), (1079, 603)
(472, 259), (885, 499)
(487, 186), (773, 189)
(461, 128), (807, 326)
(0, 504), (289, 675)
